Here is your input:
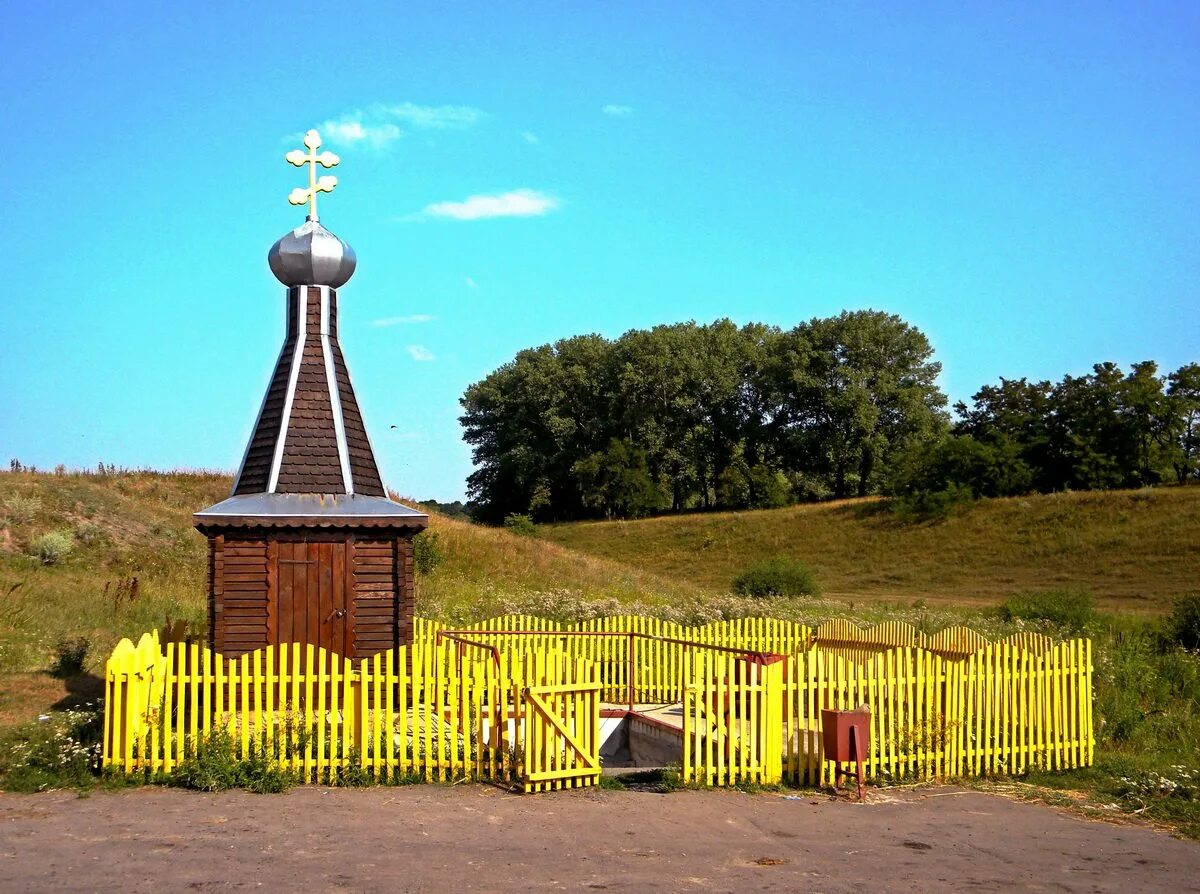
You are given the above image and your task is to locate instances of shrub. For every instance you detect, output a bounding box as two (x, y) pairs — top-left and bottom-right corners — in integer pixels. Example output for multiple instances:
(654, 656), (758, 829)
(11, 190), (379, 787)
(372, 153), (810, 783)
(0, 706), (102, 792)
(50, 637), (90, 677)
(732, 557), (820, 598)
(1167, 594), (1200, 651)
(3, 494), (42, 526)
(32, 530), (73, 565)
(997, 589), (1096, 632)
(73, 520), (106, 546)
(503, 513), (537, 537)
(170, 729), (291, 793)
(890, 483), (975, 522)
(412, 529), (444, 575)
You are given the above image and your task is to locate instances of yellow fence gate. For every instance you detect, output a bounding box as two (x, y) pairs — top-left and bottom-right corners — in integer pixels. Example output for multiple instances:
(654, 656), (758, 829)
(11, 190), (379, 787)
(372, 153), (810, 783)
(520, 652), (602, 792)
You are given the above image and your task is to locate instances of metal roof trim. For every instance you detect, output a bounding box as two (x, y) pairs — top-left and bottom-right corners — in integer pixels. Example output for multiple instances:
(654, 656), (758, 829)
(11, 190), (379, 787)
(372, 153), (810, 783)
(193, 492), (428, 530)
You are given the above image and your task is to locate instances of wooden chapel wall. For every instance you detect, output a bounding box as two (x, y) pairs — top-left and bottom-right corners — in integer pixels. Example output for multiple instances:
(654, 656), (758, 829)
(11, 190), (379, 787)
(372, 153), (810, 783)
(207, 530), (416, 658)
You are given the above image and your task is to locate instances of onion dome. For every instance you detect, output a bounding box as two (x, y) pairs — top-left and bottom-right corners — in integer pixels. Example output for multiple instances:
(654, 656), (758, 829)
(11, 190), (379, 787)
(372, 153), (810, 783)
(268, 218), (357, 287)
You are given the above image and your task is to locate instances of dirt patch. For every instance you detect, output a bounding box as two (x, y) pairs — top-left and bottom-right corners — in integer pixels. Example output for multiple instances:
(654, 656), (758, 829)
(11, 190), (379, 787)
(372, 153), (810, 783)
(0, 786), (1197, 892)
(0, 673), (102, 730)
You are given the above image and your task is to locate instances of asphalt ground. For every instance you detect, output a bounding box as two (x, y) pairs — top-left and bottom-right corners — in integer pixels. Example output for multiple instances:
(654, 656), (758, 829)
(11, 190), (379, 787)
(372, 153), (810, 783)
(1, 785), (1198, 892)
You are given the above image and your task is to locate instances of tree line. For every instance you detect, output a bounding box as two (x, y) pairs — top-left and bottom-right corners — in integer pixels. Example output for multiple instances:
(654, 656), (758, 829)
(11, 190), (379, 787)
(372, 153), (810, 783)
(895, 361), (1200, 511)
(459, 312), (1198, 523)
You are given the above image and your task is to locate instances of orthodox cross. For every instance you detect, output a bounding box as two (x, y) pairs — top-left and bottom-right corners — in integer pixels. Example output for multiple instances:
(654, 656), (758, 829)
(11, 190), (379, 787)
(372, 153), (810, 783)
(285, 130), (340, 221)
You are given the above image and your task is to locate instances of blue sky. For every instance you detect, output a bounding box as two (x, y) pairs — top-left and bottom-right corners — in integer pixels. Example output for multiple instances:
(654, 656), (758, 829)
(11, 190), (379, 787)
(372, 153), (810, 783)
(2, 2), (1197, 501)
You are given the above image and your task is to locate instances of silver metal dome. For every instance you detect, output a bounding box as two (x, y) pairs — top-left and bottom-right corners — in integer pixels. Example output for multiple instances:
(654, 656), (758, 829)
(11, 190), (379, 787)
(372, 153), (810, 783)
(268, 218), (357, 288)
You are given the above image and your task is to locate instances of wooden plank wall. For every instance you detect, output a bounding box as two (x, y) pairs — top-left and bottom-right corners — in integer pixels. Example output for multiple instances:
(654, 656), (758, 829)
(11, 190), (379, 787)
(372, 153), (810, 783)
(352, 537), (399, 657)
(217, 537), (270, 654)
(398, 536), (415, 646)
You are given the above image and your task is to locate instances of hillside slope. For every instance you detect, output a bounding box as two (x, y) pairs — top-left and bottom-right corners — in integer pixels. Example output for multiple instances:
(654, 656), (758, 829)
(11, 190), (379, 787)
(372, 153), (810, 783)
(0, 471), (699, 678)
(543, 488), (1200, 612)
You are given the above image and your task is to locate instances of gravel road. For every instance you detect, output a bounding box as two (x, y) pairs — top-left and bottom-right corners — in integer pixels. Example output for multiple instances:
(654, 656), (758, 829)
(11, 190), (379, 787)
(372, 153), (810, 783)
(1, 785), (1197, 892)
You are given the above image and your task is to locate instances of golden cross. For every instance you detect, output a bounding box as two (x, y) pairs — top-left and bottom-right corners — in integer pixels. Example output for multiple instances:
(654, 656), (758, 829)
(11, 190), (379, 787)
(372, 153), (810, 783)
(285, 130), (340, 221)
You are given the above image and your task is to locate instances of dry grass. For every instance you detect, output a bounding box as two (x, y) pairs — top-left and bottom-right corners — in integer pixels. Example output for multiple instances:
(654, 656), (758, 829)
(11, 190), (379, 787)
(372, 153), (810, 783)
(416, 511), (704, 622)
(2, 469), (1196, 719)
(0, 470), (698, 690)
(541, 488), (1200, 613)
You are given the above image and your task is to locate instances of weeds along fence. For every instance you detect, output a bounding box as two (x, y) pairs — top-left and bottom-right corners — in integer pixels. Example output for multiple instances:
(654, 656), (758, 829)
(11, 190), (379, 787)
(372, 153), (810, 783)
(103, 632), (602, 792)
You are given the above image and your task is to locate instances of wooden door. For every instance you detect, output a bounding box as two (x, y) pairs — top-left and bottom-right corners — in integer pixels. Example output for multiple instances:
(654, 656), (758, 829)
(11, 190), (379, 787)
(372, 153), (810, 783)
(274, 537), (355, 657)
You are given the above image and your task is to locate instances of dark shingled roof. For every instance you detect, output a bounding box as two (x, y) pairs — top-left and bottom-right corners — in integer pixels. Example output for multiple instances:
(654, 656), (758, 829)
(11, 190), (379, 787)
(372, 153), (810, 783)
(215, 284), (413, 517)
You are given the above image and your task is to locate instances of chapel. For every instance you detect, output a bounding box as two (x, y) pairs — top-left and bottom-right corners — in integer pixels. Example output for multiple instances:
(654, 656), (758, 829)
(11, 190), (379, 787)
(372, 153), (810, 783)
(194, 130), (427, 658)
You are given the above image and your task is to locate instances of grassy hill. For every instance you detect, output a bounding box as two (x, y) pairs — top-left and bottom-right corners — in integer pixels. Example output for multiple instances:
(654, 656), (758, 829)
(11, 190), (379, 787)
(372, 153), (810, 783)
(543, 488), (1200, 613)
(0, 470), (699, 687)
(4, 472), (1196, 689)
(2, 470), (1196, 716)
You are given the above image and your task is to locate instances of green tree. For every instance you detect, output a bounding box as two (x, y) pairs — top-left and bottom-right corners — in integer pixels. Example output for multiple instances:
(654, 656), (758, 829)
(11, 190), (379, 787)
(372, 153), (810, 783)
(460, 312), (950, 520)
(572, 439), (666, 518)
(1168, 363), (1200, 484)
(790, 310), (948, 497)
(1120, 361), (1173, 485)
(1048, 362), (1172, 490)
(608, 323), (708, 512)
(460, 335), (612, 522)
(954, 378), (1058, 489)
(891, 433), (1033, 500)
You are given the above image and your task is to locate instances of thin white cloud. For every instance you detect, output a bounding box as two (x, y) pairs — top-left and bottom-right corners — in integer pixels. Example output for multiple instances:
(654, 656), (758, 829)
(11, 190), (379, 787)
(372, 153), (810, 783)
(521, 131), (540, 144)
(370, 314), (434, 328)
(383, 102), (484, 129)
(305, 102), (486, 149)
(602, 104), (633, 117)
(407, 344), (435, 362)
(318, 117), (402, 149)
(464, 277), (478, 289)
(414, 189), (560, 221)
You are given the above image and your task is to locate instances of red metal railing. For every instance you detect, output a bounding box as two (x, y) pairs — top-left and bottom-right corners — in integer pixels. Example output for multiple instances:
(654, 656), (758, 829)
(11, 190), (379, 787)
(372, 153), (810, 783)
(435, 628), (783, 711)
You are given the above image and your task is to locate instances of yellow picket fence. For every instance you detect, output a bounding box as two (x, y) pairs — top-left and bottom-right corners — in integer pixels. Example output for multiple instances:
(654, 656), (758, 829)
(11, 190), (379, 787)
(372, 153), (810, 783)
(104, 615), (1094, 792)
(812, 618), (1059, 661)
(682, 653), (784, 785)
(103, 638), (601, 792)
(418, 614), (811, 704)
(779, 641), (1093, 786)
(680, 640), (1092, 787)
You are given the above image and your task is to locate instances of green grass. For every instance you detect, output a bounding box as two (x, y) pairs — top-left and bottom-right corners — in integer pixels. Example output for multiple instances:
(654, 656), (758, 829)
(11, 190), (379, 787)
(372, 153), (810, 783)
(1002, 614), (1200, 839)
(0, 470), (229, 680)
(542, 488), (1200, 613)
(0, 469), (704, 688)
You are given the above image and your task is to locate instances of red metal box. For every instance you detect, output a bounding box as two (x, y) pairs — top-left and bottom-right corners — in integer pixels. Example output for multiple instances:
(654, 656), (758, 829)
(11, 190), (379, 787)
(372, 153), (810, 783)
(820, 708), (871, 763)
